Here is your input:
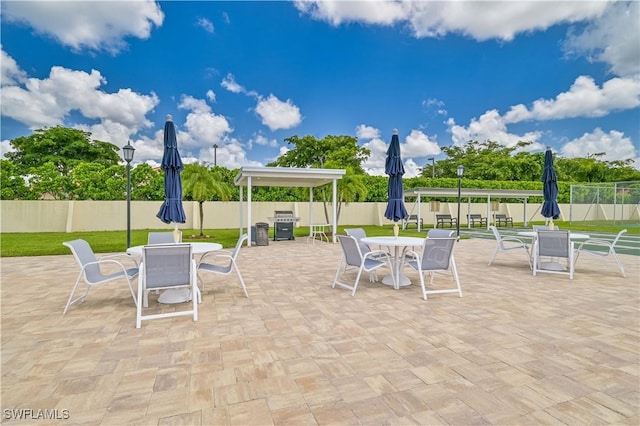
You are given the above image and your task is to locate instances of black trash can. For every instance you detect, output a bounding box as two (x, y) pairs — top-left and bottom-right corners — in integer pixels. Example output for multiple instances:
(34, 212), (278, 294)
(255, 222), (269, 246)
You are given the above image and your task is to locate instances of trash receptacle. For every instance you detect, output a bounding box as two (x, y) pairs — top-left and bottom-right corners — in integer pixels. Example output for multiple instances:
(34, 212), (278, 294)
(255, 222), (269, 246)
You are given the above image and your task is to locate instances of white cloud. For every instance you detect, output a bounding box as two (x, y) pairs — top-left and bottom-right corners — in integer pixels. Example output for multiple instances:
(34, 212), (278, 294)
(1, 0), (163, 53)
(252, 132), (278, 148)
(402, 129), (440, 158)
(0, 56), (159, 134)
(0, 45), (27, 87)
(196, 17), (214, 33)
(294, 0), (607, 41)
(355, 124), (380, 140)
(447, 111), (544, 151)
(178, 95), (233, 150)
(255, 94), (302, 131)
(504, 75), (640, 123)
(362, 136), (388, 176)
(221, 73), (245, 93)
(206, 90), (216, 102)
(564, 1), (639, 78)
(561, 128), (638, 163)
(1, 139), (15, 157)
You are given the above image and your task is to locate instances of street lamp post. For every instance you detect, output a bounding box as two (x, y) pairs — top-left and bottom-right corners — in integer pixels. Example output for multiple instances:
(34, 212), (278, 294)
(427, 157), (435, 178)
(122, 141), (135, 248)
(456, 165), (464, 239)
(213, 143), (218, 167)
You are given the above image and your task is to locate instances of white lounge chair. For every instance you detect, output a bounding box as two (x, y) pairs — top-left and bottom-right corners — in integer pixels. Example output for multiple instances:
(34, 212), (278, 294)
(333, 234), (391, 296)
(404, 234), (462, 300)
(197, 234), (249, 297)
(574, 229), (627, 277)
(488, 226), (532, 269)
(136, 243), (197, 328)
(533, 230), (574, 279)
(62, 239), (139, 315)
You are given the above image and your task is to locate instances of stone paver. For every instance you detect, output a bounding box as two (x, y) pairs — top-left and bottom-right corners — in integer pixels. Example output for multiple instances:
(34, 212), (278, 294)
(1, 236), (638, 425)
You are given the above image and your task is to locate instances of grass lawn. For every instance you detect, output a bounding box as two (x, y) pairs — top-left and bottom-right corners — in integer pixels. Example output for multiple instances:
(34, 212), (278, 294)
(1, 222), (635, 257)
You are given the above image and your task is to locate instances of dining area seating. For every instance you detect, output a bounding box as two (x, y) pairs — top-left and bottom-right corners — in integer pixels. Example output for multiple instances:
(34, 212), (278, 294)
(136, 243), (198, 328)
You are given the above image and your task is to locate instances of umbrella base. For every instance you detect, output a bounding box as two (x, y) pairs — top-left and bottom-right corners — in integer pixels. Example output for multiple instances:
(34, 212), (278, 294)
(157, 288), (192, 304)
(382, 275), (411, 287)
(540, 261), (566, 272)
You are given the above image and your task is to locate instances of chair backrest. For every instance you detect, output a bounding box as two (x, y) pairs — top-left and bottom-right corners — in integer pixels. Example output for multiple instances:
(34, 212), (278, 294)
(420, 236), (456, 271)
(428, 229), (455, 238)
(63, 239), (102, 282)
(532, 225), (549, 231)
(148, 231), (180, 244)
(612, 229), (628, 246)
(231, 234), (249, 260)
(142, 244), (192, 289)
(337, 234), (363, 267)
(537, 230), (570, 258)
(345, 228), (370, 253)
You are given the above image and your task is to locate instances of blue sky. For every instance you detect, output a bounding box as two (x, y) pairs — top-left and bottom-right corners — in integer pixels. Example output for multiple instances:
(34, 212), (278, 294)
(1, 0), (639, 177)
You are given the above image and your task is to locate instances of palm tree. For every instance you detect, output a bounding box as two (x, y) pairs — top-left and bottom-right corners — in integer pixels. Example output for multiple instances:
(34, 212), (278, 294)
(182, 163), (232, 237)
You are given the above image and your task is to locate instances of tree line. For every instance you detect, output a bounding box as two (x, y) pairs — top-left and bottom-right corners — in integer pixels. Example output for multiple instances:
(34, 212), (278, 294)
(2, 126), (639, 205)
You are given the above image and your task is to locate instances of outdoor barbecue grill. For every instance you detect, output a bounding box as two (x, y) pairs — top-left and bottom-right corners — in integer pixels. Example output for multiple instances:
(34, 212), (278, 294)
(268, 210), (300, 241)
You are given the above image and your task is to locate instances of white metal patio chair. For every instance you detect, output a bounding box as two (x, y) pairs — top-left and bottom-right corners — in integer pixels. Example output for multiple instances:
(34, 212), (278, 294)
(333, 234), (392, 296)
(136, 243), (197, 328)
(574, 229), (627, 277)
(148, 231), (181, 244)
(404, 234), (462, 300)
(62, 239), (139, 315)
(488, 226), (532, 269)
(197, 234), (249, 298)
(533, 230), (574, 279)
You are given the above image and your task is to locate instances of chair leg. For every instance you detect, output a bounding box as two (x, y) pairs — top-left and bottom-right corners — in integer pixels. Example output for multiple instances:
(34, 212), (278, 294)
(332, 258), (345, 289)
(487, 245), (500, 265)
(63, 273), (84, 315)
(352, 268), (364, 296)
(234, 265), (249, 298)
(611, 251), (626, 277)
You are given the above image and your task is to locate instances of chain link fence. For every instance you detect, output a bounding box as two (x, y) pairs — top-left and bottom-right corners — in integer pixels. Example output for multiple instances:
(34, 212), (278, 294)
(570, 181), (640, 228)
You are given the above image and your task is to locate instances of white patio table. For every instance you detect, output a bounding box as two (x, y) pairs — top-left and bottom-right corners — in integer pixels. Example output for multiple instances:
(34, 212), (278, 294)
(127, 242), (222, 303)
(361, 236), (425, 289)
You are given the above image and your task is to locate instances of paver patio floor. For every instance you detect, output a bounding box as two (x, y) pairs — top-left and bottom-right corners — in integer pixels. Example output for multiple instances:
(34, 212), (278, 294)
(1, 236), (638, 425)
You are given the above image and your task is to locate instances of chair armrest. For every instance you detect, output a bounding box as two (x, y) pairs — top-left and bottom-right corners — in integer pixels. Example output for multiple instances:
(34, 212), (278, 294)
(364, 249), (389, 261)
(87, 258), (138, 276)
(501, 236), (529, 247)
(575, 239), (612, 250)
(101, 253), (139, 268)
(198, 251), (233, 266)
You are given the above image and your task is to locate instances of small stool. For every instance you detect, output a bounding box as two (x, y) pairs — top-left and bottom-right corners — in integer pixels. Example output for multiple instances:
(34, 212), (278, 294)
(307, 224), (329, 244)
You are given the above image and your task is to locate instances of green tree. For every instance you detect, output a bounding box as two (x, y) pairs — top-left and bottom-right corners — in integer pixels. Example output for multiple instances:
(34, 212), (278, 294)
(182, 164), (232, 236)
(0, 159), (34, 200)
(6, 126), (122, 175)
(131, 164), (164, 201)
(28, 162), (72, 200)
(269, 134), (371, 222)
(69, 163), (125, 200)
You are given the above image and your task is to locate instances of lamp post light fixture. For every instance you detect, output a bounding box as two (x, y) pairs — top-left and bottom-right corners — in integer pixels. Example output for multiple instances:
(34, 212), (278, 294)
(456, 164), (464, 239)
(122, 141), (135, 248)
(213, 143), (218, 167)
(427, 157), (435, 179)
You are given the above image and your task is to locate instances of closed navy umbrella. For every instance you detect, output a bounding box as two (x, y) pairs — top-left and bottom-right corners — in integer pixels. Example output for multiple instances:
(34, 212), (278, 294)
(541, 147), (560, 226)
(384, 129), (408, 233)
(156, 114), (186, 226)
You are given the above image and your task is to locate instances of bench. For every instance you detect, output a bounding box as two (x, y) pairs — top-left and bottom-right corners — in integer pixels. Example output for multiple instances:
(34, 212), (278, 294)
(436, 214), (457, 228)
(402, 214), (423, 229)
(494, 213), (514, 227)
(467, 214), (487, 227)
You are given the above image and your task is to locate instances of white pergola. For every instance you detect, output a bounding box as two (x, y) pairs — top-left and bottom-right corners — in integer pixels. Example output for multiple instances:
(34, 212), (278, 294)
(234, 167), (346, 245)
(404, 187), (542, 230)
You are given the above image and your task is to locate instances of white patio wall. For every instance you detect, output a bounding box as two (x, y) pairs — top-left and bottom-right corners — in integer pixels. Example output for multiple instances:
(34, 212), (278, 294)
(1, 200), (626, 233)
